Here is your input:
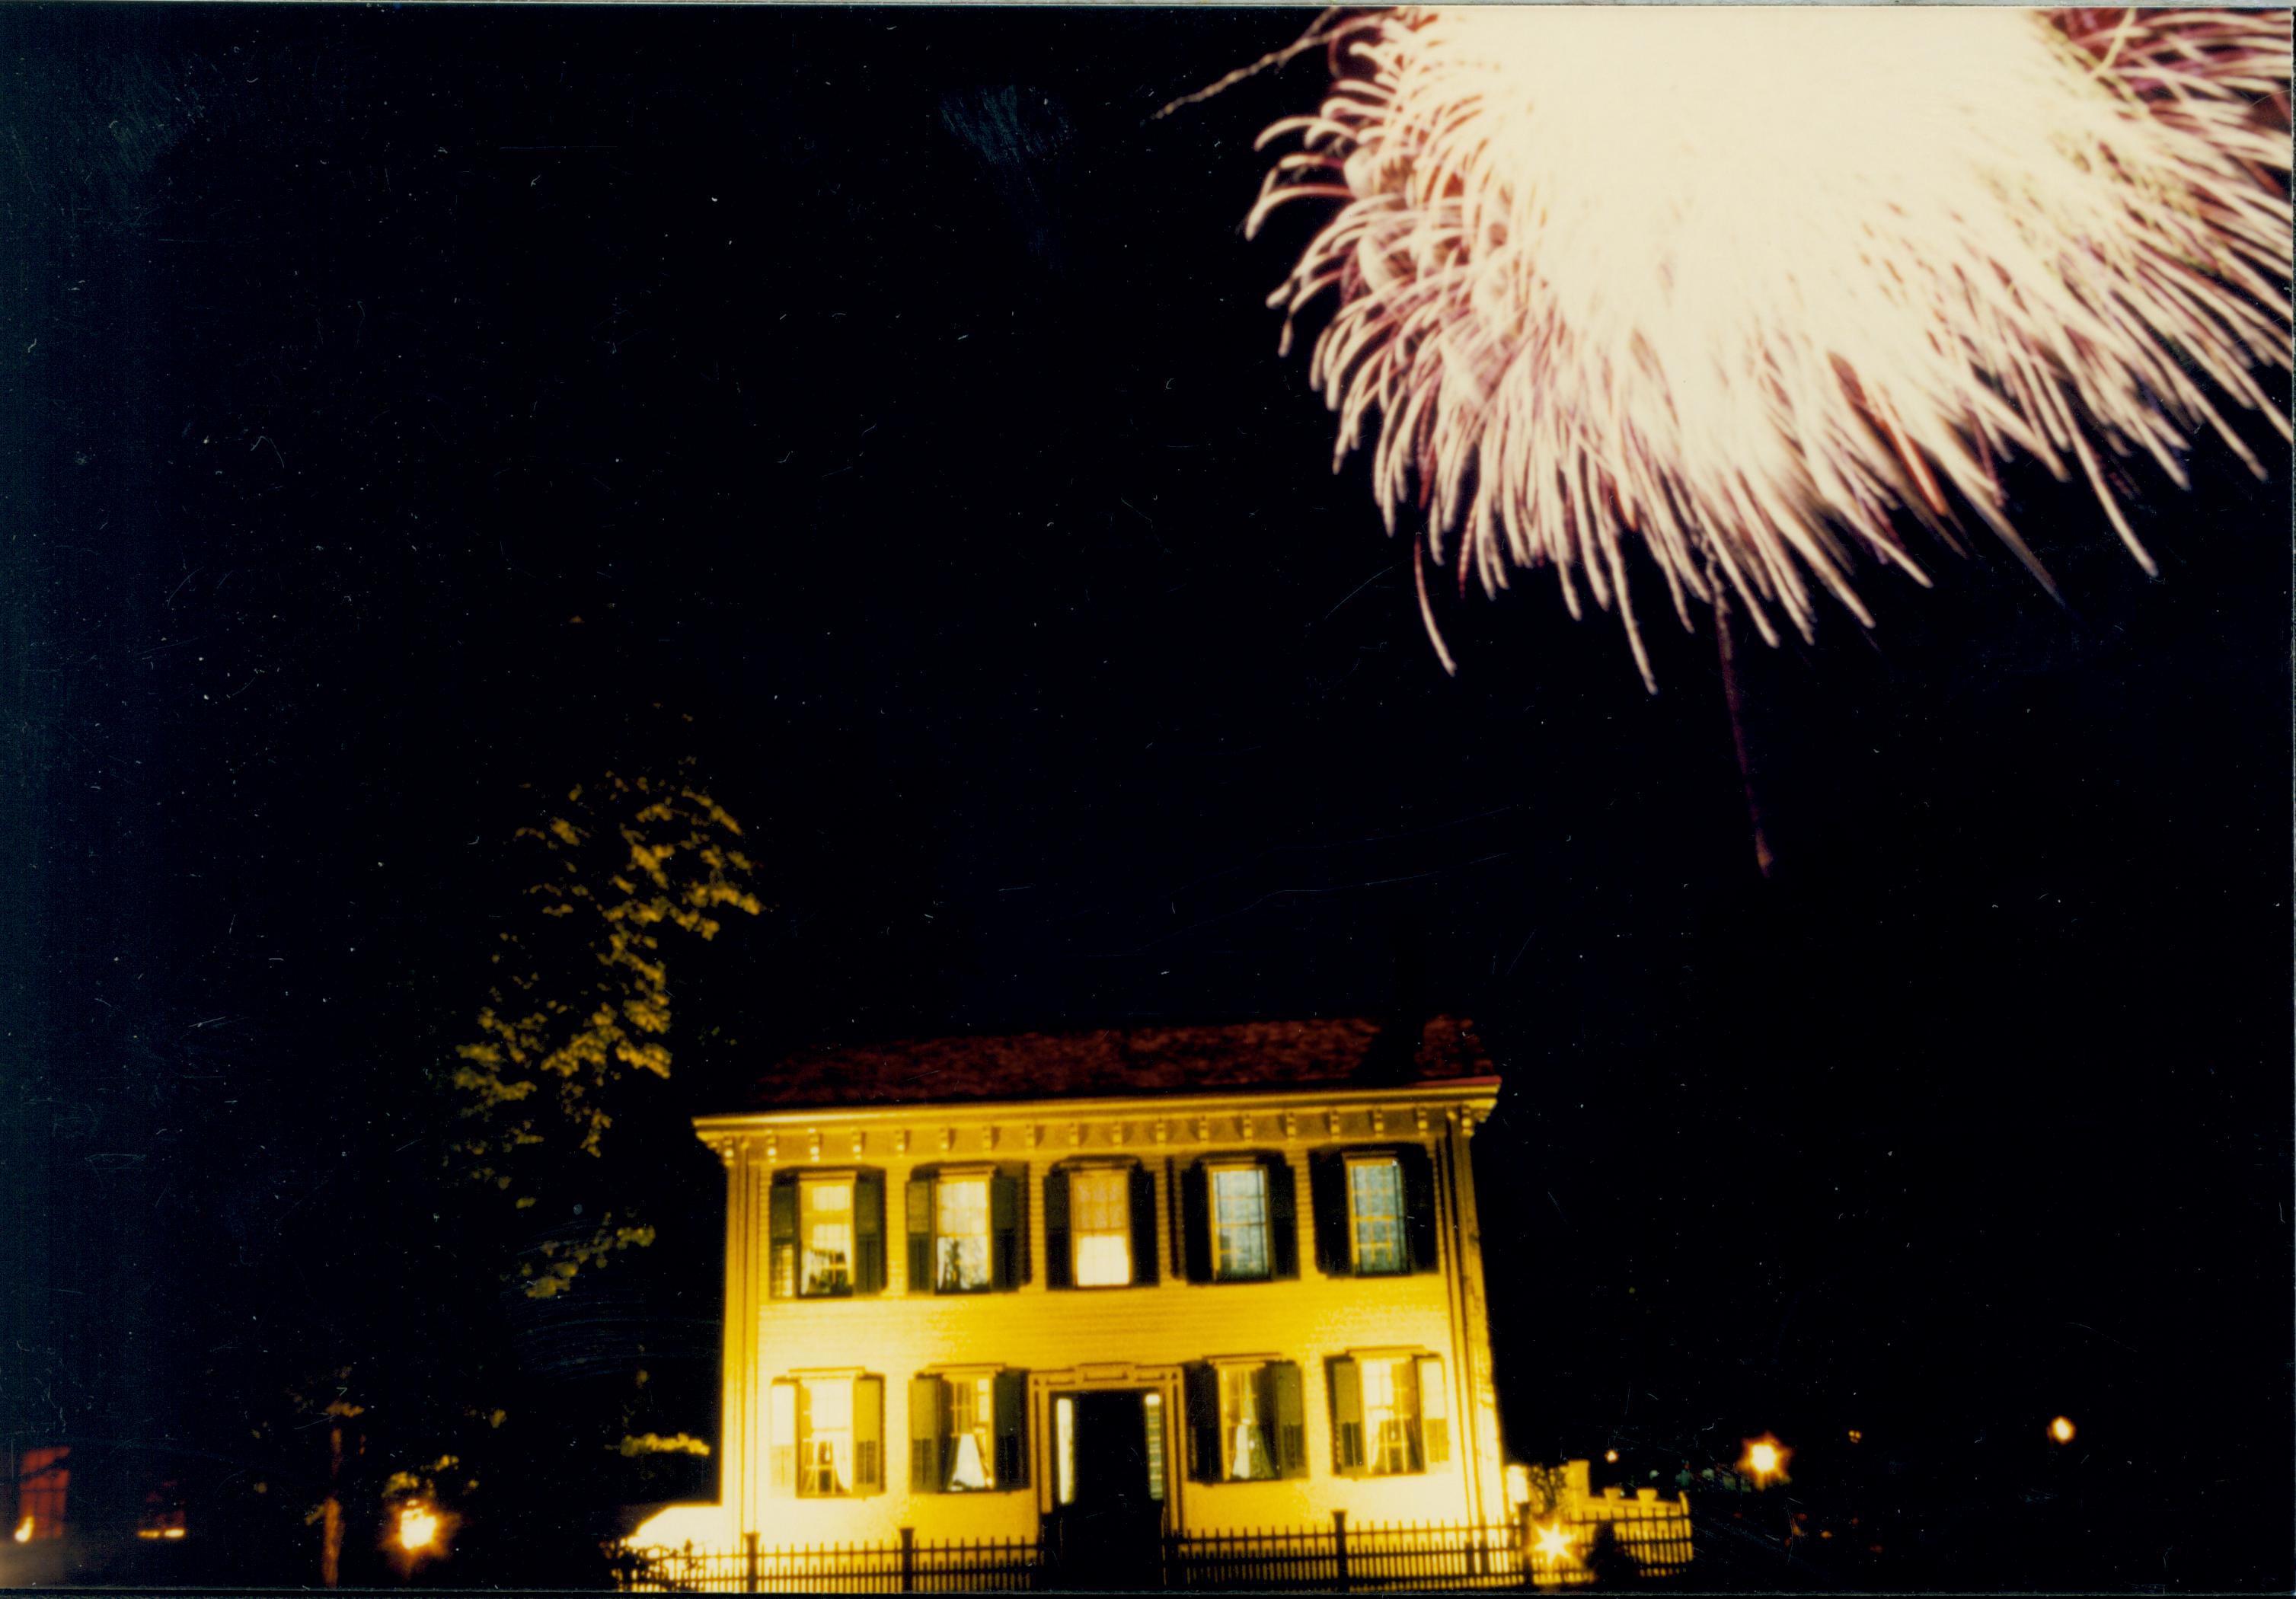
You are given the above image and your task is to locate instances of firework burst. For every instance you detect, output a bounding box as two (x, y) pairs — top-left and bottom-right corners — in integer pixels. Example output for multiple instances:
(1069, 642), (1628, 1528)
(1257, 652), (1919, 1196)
(1248, 8), (2292, 685)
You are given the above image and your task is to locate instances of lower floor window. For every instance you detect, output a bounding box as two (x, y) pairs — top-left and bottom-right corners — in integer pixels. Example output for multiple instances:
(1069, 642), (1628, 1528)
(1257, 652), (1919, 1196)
(1330, 1354), (1449, 1476)
(1186, 1361), (1306, 1483)
(911, 1370), (1027, 1492)
(769, 1374), (883, 1497)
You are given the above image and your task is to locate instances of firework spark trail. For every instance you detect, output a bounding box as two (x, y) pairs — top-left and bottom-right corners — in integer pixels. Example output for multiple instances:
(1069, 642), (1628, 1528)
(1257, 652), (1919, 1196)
(1249, 8), (2293, 687)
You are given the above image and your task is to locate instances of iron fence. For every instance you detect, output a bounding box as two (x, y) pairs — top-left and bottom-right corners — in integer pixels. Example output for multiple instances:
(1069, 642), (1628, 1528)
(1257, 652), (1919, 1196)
(613, 1500), (1696, 1593)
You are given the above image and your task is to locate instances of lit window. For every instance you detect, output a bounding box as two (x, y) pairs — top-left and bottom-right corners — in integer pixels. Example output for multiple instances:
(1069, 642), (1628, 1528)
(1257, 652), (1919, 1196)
(1362, 1356), (1420, 1475)
(944, 1374), (996, 1492)
(769, 1375), (883, 1498)
(1210, 1165), (1269, 1280)
(1220, 1368), (1276, 1481)
(1347, 1157), (1407, 1275)
(14, 1447), (66, 1542)
(935, 1176), (991, 1291)
(1070, 1168), (1132, 1287)
(1054, 1396), (1076, 1507)
(1330, 1355), (1449, 1476)
(1186, 1362), (1304, 1483)
(800, 1178), (854, 1297)
(1142, 1393), (1167, 1502)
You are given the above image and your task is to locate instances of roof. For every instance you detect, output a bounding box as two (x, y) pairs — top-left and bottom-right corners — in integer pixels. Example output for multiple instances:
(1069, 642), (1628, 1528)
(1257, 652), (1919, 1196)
(712, 1016), (1496, 1115)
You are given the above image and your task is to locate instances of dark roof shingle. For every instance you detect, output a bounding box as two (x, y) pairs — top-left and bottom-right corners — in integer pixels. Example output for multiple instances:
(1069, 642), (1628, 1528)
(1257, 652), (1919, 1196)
(716, 1016), (1494, 1115)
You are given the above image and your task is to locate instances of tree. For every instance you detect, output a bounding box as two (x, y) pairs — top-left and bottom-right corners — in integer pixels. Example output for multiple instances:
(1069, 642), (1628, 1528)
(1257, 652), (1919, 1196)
(442, 761), (765, 1295)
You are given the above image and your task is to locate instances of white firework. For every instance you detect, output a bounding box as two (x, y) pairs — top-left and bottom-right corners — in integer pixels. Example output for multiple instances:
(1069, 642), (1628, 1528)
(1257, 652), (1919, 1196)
(1248, 8), (2293, 685)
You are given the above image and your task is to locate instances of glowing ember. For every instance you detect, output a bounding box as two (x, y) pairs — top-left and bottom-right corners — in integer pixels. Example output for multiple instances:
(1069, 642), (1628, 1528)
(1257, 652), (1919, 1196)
(396, 1505), (440, 1553)
(2050, 1415), (2077, 1444)
(1250, 8), (2292, 685)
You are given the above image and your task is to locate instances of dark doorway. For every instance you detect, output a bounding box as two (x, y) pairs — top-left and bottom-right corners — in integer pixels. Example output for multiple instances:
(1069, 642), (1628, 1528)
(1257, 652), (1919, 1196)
(1050, 1390), (1166, 1589)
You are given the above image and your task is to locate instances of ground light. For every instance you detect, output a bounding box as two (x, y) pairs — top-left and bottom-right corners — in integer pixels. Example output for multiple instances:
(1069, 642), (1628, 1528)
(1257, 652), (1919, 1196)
(1739, 1434), (1791, 1487)
(396, 1503), (440, 1554)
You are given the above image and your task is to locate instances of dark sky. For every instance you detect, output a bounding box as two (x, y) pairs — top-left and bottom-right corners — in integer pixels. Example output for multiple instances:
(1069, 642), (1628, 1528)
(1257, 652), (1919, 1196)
(3, 5), (2289, 1591)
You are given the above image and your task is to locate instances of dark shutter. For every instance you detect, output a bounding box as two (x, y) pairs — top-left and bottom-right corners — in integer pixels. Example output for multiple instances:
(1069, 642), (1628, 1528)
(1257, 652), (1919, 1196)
(905, 1175), (936, 1293)
(768, 1176), (798, 1300)
(854, 1172), (886, 1293)
(1267, 1362), (1308, 1478)
(991, 1170), (1024, 1289)
(1329, 1358), (1364, 1474)
(768, 1380), (797, 1495)
(1182, 1363), (1221, 1483)
(1399, 1144), (1439, 1272)
(1416, 1355), (1451, 1470)
(1128, 1164), (1159, 1286)
(854, 1376), (885, 1492)
(1179, 1160), (1212, 1283)
(1265, 1154), (1299, 1280)
(993, 1371), (1029, 1489)
(909, 1375), (944, 1492)
(1043, 1168), (1072, 1290)
(1308, 1150), (1350, 1276)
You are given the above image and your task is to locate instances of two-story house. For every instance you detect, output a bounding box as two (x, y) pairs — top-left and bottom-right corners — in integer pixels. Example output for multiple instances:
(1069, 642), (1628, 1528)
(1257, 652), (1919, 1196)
(631, 1016), (1509, 1579)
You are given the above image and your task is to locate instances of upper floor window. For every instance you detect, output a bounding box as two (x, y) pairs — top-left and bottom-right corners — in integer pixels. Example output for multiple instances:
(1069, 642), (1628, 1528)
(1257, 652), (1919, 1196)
(1309, 1145), (1438, 1278)
(768, 1170), (886, 1298)
(937, 1175), (992, 1291)
(905, 1167), (1027, 1293)
(1176, 1153), (1298, 1284)
(1347, 1156), (1407, 1275)
(1044, 1161), (1159, 1289)
(768, 1374), (885, 1498)
(1329, 1353), (1451, 1477)
(909, 1370), (1028, 1493)
(1183, 1361), (1307, 1483)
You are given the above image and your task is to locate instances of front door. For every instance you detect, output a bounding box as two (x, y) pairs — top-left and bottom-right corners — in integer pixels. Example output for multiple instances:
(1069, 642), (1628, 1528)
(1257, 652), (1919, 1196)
(1050, 1390), (1165, 1589)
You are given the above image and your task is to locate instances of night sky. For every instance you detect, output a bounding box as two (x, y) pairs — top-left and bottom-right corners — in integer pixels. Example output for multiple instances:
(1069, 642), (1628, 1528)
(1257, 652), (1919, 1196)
(4, 5), (2289, 1591)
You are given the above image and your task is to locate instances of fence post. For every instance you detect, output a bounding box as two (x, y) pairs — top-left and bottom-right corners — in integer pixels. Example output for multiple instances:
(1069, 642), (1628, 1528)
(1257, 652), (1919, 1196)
(1332, 1509), (1349, 1592)
(742, 1530), (759, 1594)
(899, 1526), (916, 1593)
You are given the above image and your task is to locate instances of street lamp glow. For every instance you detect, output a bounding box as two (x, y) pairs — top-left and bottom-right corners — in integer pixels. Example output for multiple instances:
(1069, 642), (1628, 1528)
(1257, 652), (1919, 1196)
(396, 1504), (440, 1553)
(1739, 1434), (1791, 1486)
(2049, 1415), (2076, 1444)
(1533, 1522), (1575, 1561)
(1603, 1448), (1619, 1463)
(11, 1517), (30, 1544)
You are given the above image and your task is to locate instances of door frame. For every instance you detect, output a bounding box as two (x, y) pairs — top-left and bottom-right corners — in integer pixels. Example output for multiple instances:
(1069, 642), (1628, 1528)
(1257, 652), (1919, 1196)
(1030, 1363), (1185, 1536)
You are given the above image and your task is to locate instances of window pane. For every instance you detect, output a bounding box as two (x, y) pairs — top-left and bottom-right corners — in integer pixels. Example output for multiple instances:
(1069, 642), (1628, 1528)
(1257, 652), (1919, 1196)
(801, 1181), (854, 1297)
(1071, 1169), (1132, 1286)
(800, 1377), (854, 1496)
(1054, 1397), (1076, 1506)
(1211, 1167), (1269, 1279)
(936, 1177), (990, 1291)
(944, 1375), (995, 1491)
(1218, 1367), (1276, 1481)
(1360, 1357), (1422, 1476)
(1349, 1159), (1407, 1275)
(1142, 1393), (1166, 1502)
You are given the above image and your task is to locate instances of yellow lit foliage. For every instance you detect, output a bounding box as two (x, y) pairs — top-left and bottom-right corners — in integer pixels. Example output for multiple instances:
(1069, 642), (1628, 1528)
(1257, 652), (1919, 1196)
(446, 762), (764, 1295)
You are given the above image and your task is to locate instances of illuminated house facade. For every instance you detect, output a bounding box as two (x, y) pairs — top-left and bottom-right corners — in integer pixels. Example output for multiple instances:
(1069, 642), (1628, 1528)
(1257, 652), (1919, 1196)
(640, 1017), (1509, 1560)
